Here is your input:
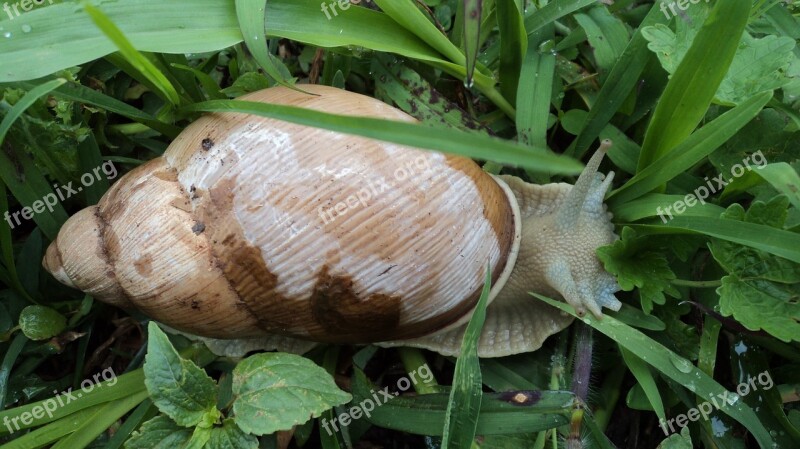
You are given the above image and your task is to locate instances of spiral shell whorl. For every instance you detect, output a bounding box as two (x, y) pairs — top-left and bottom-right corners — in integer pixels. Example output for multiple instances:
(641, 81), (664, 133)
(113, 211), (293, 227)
(45, 85), (519, 344)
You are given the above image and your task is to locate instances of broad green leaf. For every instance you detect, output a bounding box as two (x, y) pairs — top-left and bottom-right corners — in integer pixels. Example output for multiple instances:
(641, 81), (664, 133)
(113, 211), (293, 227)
(207, 419), (259, 449)
(609, 91), (773, 206)
(18, 305), (66, 341)
(442, 267), (490, 448)
(534, 294), (775, 449)
(597, 227), (679, 314)
(83, 3), (181, 106)
(637, 0), (750, 171)
(182, 99), (583, 173)
(143, 323), (220, 428)
(125, 416), (193, 449)
(710, 197), (800, 342)
(231, 352), (351, 436)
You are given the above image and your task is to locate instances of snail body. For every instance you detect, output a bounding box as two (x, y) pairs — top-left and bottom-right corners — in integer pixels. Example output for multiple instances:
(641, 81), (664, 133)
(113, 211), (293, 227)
(43, 85), (621, 357)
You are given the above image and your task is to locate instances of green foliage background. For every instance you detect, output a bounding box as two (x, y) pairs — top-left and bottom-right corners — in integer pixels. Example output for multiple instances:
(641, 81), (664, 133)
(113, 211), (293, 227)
(0, 0), (798, 448)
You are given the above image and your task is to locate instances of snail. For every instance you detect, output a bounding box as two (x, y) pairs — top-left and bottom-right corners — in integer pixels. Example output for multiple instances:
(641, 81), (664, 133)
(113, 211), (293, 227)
(42, 85), (621, 358)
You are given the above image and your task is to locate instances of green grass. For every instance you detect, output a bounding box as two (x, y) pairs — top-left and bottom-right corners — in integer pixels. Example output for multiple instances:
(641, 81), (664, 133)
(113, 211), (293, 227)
(0, 0), (799, 448)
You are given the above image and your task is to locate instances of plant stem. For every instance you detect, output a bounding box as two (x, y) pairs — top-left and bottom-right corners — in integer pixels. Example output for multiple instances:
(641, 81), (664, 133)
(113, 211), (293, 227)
(671, 279), (722, 288)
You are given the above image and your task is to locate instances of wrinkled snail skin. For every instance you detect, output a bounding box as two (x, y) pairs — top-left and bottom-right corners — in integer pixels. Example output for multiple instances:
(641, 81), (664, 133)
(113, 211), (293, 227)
(42, 85), (621, 358)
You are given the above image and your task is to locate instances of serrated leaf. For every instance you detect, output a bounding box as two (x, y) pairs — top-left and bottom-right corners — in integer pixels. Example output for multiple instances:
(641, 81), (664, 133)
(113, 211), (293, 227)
(657, 426), (693, 449)
(143, 322), (220, 427)
(207, 419), (259, 449)
(642, 20), (796, 105)
(18, 305), (66, 341)
(231, 352), (351, 436)
(709, 197), (800, 342)
(124, 415), (192, 449)
(597, 227), (679, 314)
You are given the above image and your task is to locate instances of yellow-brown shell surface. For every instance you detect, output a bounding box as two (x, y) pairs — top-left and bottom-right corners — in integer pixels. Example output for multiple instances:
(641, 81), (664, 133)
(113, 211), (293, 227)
(45, 85), (517, 343)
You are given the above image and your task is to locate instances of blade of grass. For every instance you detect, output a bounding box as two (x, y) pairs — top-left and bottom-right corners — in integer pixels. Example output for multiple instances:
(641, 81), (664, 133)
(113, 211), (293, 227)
(441, 267), (491, 448)
(516, 27), (555, 151)
(631, 216), (800, 264)
(0, 180), (31, 303)
(0, 78), (70, 240)
(497, 0), (528, 106)
(461, 0), (483, 87)
(372, 0), (467, 67)
(10, 80), (181, 138)
(235, 0), (294, 88)
(83, 3), (181, 107)
(50, 390), (149, 449)
(567, 3), (668, 158)
(76, 132), (108, 205)
(0, 405), (106, 449)
(0, 370), (146, 435)
(608, 91), (772, 206)
(721, 162), (800, 209)
(636, 0), (751, 171)
(183, 100), (582, 173)
(534, 294), (774, 448)
(101, 400), (155, 449)
(524, 0), (596, 36)
(610, 194), (725, 222)
(619, 346), (665, 423)
(170, 64), (227, 100)
(0, 0), (242, 82)
(0, 333), (28, 411)
(352, 368), (572, 436)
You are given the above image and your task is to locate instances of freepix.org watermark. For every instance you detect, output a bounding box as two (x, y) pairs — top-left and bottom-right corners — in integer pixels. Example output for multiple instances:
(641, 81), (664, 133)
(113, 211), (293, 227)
(656, 151), (767, 223)
(3, 367), (118, 433)
(320, 363), (435, 436)
(3, 161), (118, 230)
(658, 370), (774, 436)
(2, 0), (55, 20)
(659, 0), (711, 20)
(320, 0), (373, 20)
(317, 154), (432, 225)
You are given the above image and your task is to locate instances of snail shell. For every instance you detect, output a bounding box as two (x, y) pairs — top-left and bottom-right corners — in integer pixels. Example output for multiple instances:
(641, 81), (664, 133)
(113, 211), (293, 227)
(43, 85), (621, 357)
